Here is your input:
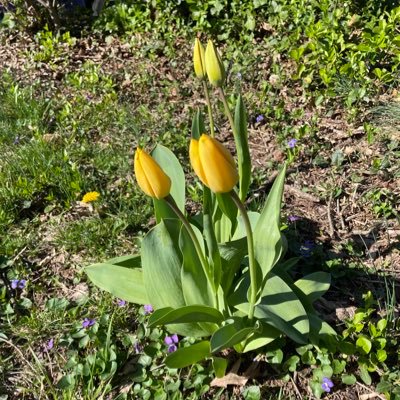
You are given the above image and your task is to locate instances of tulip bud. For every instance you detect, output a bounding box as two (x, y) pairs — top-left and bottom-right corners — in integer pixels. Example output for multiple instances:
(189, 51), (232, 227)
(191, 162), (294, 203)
(134, 148), (171, 199)
(193, 38), (206, 79)
(205, 40), (226, 87)
(190, 134), (238, 193)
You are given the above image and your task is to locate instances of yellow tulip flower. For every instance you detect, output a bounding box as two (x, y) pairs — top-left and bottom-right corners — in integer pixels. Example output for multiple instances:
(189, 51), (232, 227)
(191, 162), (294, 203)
(193, 38), (206, 79)
(205, 40), (226, 87)
(190, 134), (238, 193)
(134, 148), (171, 199)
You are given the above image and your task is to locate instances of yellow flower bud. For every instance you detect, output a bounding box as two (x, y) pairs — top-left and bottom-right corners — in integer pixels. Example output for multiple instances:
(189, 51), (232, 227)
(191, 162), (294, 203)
(134, 148), (171, 199)
(193, 38), (206, 79)
(205, 40), (226, 87)
(189, 134), (238, 193)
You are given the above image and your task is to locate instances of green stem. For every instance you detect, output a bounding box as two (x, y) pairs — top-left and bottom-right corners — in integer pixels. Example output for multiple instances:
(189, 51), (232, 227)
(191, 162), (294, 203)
(229, 191), (257, 322)
(219, 87), (236, 138)
(164, 195), (218, 304)
(203, 81), (215, 137)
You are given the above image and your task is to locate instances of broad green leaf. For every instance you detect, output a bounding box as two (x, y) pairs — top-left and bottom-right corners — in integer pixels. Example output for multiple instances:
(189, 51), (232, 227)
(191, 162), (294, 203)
(85, 263), (148, 305)
(283, 355), (300, 372)
(359, 364), (372, 385)
(191, 108), (206, 140)
(309, 314), (337, 347)
(332, 359), (346, 374)
(339, 341), (356, 355)
(377, 319), (387, 333)
(216, 193), (238, 228)
(341, 374), (357, 385)
(376, 380), (392, 393)
(179, 224), (215, 307)
(275, 257), (301, 272)
(210, 318), (258, 353)
(213, 207), (233, 243)
(141, 219), (207, 337)
(165, 341), (210, 368)
(295, 272), (331, 302)
(265, 349), (284, 364)
(309, 380), (325, 398)
(356, 336), (372, 354)
(376, 349), (387, 363)
(212, 357), (228, 378)
(232, 211), (260, 240)
(104, 254), (141, 268)
(242, 385), (261, 400)
(301, 350), (316, 365)
(234, 94), (251, 202)
(57, 374), (76, 390)
(148, 305), (223, 327)
(152, 145), (185, 222)
(142, 219), (184, 307)
(253, 165), (286, 279)
(242, 321), (280, 352)
(232, 273), (309, 344)
(218, 237), (247, 294)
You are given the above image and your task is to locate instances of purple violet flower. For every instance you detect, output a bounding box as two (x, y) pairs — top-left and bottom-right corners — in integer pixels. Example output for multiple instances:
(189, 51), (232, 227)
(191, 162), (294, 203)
(143, 304), (153, 314)
(300, 240), (315, 258)
(256, 114), (264, 123)
(117, 299), (127, 307)
(13, 136), (20, 145)
(321, 377), (334, 393)
(46, 338), (54, 350)
(134, 341), (142, 354)
(167, 344), (177, 353)
(11, 279), (26, 289)
(288, 138), (298, 148)
(82, 318), (96, 328)
(164, 334), (179, 352)
(171, 334), (178, 343)
(18, 279), (26, 288)
(288, 215), (300, 222)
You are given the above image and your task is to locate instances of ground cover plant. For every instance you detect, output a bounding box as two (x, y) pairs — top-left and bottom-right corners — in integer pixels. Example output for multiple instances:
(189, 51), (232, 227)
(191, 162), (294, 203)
(0, 0), (399, 399)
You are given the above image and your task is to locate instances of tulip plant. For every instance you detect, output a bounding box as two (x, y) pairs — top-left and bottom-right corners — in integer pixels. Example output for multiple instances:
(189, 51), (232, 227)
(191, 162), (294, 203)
(85, 38), (336, 375)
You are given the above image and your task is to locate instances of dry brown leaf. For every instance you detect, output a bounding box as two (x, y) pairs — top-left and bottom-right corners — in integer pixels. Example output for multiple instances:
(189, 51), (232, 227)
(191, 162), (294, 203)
(359, 392), (384, 400)
(336, 306), (357, 321)
(69, 282), (89, 302)
(210, 372), (248, 388)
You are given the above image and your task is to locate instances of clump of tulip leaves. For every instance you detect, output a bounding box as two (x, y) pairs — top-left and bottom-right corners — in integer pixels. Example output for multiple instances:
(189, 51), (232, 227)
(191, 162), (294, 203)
(85, 38), (336, 376)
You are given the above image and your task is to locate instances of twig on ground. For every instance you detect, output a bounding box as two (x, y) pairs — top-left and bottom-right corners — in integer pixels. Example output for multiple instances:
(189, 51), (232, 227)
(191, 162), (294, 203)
(337, 198), (347, 232)
(285, 184), (321, 203)
(290, 372), (302, 400)
(356, 382), (386, 400)
(327, 195), (335, 238)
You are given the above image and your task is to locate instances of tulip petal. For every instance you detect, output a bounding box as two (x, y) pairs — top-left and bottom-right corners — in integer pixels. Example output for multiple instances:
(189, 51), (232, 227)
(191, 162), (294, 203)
(134, 148), (171, 199)
(205, 40), (225, 87)
(189, 139), (208, 186)
(199, 135), (238, 193)
(193, 38), (206, 79)
(135, 149), (155, 198)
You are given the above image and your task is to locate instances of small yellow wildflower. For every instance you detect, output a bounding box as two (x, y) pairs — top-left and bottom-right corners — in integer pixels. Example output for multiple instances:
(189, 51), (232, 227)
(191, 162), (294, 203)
(82, 191), (100, 203)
